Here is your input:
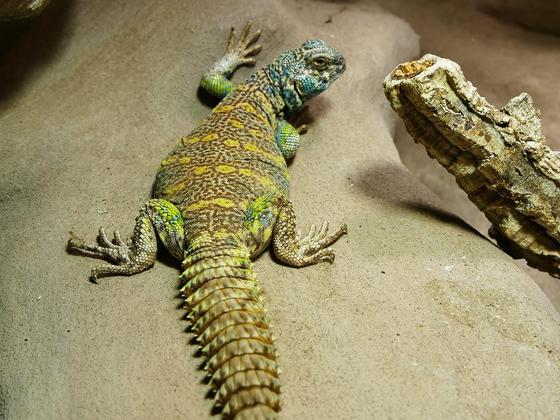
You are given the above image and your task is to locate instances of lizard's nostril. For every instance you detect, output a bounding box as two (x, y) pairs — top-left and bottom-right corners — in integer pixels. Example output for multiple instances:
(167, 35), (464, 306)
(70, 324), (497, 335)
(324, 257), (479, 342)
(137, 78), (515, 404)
(338, 57), (346, 70)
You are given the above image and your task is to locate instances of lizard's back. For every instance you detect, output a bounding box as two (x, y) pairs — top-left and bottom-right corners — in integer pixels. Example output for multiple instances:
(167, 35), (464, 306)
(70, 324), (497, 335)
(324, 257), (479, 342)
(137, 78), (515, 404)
(153, 77), (289, 243)
(150, 75), (294, 419)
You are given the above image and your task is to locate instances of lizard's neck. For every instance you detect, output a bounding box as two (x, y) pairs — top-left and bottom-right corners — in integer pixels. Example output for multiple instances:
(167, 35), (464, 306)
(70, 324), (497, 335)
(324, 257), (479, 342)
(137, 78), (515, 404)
(263, 62), (304, 116)
(236, 68), (287, 120)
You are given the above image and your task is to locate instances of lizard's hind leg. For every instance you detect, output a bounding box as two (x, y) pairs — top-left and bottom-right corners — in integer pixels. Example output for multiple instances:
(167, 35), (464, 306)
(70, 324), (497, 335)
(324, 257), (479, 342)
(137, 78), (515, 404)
(68, 199), (184, 281)
(272, 198), (347, 267)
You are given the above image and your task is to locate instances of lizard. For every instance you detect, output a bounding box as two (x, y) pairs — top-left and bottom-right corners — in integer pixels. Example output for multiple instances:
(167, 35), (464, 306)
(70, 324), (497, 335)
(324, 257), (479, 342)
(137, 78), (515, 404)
(68, 22), (347, 419)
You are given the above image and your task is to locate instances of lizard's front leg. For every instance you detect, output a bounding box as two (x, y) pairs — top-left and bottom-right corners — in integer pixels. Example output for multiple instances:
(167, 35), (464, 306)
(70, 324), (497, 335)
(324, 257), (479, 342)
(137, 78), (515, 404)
(272, 198), (347, 267)
(275, 104), (312, 160)
(68, 199), (184, 281)
(200, 21), (262, 99)
(275, 119), (305, 160)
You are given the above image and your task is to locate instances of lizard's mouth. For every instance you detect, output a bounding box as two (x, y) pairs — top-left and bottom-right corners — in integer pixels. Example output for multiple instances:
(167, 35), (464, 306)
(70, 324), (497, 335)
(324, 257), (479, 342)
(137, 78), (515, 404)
(293, 80), (305, 101)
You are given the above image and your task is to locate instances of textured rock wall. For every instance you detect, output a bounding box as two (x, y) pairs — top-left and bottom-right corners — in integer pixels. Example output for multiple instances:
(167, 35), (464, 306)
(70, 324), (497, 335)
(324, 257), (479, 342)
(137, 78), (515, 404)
(473, 0), (560, 35)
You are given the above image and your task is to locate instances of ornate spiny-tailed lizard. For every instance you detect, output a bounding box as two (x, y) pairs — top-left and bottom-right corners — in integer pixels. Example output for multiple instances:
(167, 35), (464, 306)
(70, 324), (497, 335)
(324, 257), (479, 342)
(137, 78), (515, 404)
(68, 22), (346, 419)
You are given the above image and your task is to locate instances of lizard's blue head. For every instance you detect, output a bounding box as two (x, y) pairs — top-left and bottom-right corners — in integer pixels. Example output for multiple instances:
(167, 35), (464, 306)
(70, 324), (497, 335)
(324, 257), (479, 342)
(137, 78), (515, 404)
(267, 39), (346, 114)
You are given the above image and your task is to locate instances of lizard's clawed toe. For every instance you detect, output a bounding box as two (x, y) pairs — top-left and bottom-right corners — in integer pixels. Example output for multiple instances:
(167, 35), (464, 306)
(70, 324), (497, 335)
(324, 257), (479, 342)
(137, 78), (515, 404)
(225, 21), (263, 67)
(67, 231), (86, 250)
(298, 222), (346, 257)
(319, 249), (336, 264)
(296, 124), (308, 135)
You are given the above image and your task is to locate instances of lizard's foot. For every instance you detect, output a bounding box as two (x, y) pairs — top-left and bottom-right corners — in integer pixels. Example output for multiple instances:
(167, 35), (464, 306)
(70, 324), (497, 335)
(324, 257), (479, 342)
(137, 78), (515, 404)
(68, 228), (131, 264)
(272, 199), (347, 267)
(224, 21), (262, 68)
(68, 226), (156, 281)
(297, 222), (348, 263)
(200, 21), (262, 99)
(67, 199), (183, 281)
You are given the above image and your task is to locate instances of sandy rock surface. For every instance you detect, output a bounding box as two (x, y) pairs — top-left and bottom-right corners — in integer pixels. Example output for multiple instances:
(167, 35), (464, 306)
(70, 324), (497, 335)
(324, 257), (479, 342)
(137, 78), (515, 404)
(1, 0), (559, 419)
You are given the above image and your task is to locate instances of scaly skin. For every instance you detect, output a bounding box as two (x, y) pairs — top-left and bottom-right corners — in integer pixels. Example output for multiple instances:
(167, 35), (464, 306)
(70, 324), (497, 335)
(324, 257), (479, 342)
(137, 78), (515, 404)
(68, 22), (346, 419)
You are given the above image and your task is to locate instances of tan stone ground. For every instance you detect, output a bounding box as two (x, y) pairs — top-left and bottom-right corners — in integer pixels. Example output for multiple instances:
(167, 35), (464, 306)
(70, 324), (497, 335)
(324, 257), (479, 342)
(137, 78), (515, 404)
(1, 1), (559, 419)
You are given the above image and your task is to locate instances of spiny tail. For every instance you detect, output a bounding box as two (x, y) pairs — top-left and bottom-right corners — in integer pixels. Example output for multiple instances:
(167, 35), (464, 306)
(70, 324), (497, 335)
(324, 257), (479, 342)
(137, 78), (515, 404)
(180, 247), (281, 419)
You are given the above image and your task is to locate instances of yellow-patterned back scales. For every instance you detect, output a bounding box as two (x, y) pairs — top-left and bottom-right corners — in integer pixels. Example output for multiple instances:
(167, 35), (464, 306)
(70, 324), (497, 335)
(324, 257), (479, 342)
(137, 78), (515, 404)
(69, 22), (346, 419)
(153, 91), (290, 250)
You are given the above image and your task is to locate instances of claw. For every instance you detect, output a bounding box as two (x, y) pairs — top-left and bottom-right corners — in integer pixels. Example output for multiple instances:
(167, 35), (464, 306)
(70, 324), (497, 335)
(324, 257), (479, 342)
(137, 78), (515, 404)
(307, 224), (317, 238)
(320, 249), (335, 264)
(226, 27), (237, 51)
(246, 29), (261, 47)
(318, 222), (329, 240)
(296, 124), (308, 135)
(240, 21), (252, 43)
(68, 231), (85, 249)
(113, 230), (125, 246)
(244, 44), (262, 57)
(304, 224), (316, 243)
(97, 227), (112, 247)
(239, 57), (257, 66)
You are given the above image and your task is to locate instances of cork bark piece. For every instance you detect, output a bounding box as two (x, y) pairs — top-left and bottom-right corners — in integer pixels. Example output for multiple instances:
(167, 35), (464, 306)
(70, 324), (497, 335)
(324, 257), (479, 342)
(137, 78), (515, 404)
(384, 54), (560, 277)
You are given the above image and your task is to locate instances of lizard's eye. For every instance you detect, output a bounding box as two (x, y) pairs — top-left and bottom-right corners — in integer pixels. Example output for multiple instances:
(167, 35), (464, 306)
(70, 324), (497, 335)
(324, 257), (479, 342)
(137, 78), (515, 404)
(312, 57), (329, 69)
